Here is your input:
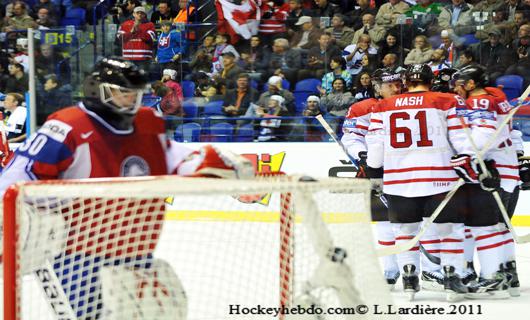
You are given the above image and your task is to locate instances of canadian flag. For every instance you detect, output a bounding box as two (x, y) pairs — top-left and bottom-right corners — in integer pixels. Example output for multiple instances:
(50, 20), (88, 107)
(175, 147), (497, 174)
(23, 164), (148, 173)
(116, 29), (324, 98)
(215, 0), (260, 44)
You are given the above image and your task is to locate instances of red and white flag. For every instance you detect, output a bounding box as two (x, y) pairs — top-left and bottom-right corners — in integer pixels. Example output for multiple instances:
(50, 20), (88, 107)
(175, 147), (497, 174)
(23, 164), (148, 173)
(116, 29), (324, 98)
(215, 0), (260, 44)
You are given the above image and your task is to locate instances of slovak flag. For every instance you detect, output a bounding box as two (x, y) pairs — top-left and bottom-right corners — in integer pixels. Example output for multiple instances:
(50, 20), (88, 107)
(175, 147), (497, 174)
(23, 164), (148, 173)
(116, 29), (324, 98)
(215, 0), (260, 44)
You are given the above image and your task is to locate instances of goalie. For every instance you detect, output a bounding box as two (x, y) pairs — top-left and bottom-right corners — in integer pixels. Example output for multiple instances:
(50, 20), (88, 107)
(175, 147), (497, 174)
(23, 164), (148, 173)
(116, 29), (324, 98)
(0, 57), (254, 319)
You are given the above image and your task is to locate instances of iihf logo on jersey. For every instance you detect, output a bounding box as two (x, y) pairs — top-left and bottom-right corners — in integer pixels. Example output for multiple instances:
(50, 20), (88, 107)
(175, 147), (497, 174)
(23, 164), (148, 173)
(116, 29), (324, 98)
(120, 156), (151, 176)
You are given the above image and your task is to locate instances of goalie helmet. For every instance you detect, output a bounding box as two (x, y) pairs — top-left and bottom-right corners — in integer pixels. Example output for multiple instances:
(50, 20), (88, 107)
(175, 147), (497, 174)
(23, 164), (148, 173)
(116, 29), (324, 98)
(404, 64), (434, 84)
(83, 57), (148, 131)
(451, 65), (489, 88)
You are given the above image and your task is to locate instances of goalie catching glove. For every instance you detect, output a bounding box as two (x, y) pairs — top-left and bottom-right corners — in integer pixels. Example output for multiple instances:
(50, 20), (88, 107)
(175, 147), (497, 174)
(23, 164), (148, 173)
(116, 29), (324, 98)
(519, 155), (530, 190)
(179, 145), (255, 179)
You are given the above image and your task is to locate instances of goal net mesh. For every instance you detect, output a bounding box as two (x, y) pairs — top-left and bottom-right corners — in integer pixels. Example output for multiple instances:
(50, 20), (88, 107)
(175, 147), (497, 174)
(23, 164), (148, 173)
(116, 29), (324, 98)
(2, 176), (396, 320)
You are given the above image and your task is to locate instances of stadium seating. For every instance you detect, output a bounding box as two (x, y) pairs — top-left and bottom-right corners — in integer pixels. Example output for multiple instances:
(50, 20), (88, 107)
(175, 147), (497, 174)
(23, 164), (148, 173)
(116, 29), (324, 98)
(293, 91), (312, 115)
(496, 75), (524, 101)
(174, 122), (201, 142)
(234, 123), (255, 142)
(461, 33), (480, 46)
(181, 80), (196, 98)
(294, 78), (321, 92)
(201, 100), (224, 117)
(142, 95), (162, 110)
(60, 7), (86, 27)
(263, 79), (291, 92)
(208, 122), (234, 142)
(182, 100), (199, 118)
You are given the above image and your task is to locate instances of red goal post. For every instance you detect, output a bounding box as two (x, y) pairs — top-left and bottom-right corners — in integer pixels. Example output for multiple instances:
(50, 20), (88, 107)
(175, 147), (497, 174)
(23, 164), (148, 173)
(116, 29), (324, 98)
(3, 175), (395, 320)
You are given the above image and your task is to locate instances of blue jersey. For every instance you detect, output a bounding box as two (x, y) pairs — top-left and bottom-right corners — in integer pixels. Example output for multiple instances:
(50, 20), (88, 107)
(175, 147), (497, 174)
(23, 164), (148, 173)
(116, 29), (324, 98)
(157, 30), (187, 64)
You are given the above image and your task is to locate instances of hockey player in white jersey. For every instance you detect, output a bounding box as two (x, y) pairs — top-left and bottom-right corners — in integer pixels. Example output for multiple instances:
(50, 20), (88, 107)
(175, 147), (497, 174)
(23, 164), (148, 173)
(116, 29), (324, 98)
(366, 64), (469, 301)
(341, 68), (403, 288)
(451, 65), (519, 298)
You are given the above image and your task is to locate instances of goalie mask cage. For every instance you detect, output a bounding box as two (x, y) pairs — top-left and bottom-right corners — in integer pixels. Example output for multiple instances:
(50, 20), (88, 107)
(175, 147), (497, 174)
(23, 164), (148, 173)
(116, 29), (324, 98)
(2, 175), (396, 320)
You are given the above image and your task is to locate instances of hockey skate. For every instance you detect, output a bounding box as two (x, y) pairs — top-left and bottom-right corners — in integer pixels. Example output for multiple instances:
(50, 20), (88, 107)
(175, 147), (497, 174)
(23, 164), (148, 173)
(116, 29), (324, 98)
(384, 270), (400, 290)
(402, 264), (419, 301)
(421, 271), (444, 292)
(443, 266), (468, 302)
(505, 261), (520, 297)
(461, 261), (478, 285)
(466, 272), (510, 300)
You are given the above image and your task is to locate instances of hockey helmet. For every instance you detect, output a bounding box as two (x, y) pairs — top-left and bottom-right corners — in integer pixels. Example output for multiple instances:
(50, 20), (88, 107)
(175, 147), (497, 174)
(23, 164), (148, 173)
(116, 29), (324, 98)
(83, 57), (148, 117)
(404, 64), (434, 84)
(432, 68), (457, 92)
(371, 68), (403, 85)
(451, 64), (489, 88)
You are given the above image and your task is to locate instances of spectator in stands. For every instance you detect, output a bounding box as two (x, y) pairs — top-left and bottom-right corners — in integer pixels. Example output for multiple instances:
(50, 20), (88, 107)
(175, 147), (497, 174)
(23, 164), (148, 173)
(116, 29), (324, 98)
(290, 16), (322, 50)
(506, 0), (523, 21)
(174, 0), (196, 24)
(428, 48), (451, 74)
(505, 32), (530, 85)
(222, 73), (260, 117)
(212, 33), (239, 75)
(325, 14), (355, 49)
(161, 69), (184, 104)
(381, 53), (404, 72)
(0, 63), (10, 93)
(152, 80), (183, 117)
(321, 77), (355, 117)
(352, 71), (375, 101)
(438, 30), (456, 66)
(256, 95), (290, 142)
(404, 35), (433, 65)
(320, 55), (352, 94)
(471, 0), (504, 16)
(32, 0), (59, 21)
(241, 36), (271, 78)
(13, 37), (28, 72)
(351, 13), (386, 48)
(378, 32), (407, 65)
(252, 75), (295, 116)
(473, 28), (516, 82)
(455, 48), (475, 68)
(117, 6), (156, 70)
(475, 8), (516, 45)
(35, 43), (69, 82)
(36, 74), (72, 125)
(156, 20), (186, 72)
(313, 0), (340, 19)
(343, 34), (378, 76)
(302, 95), (322, 117)
(267, 38), (301, 87)
(346, 0), (377, 30)
(5, 62), (27, 94)
(2, 1), (37, 33)
(298, 32), (341, 80)
(405, 0), (443, 36)
(290, 95), (324, 141)
(286, 0), (313, 34)
(2, 92), (26, 143)
(111, 0), (140, 25)
(189, 35), (214, 76)
(375, 0), (410, 31)
(213, 51), (244, 90)
(259, 0), (289, 45)
(35, 7), (56, 28)
(438, 0), (475, 36)
(151, 0), (175, 25)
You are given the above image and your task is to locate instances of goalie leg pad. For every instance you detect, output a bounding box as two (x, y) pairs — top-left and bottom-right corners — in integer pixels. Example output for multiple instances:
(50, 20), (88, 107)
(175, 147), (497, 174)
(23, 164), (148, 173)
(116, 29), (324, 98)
(101, 258), (187, 320)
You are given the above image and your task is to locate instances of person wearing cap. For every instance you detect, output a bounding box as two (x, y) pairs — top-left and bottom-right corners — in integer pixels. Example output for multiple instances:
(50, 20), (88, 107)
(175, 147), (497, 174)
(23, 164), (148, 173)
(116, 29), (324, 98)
(286, 0), (312, 33)
(473, 26), (516, 82)
(213, 51), (244, 90)
(161, 69), (184, 103)
(475, 9), (516, 45)
(290, 16), (322, 50)
(256, 94), (289, 142)
(156, 20), (187, 72)
(250, 75), (295, 117)
(117, 6), (156, 67)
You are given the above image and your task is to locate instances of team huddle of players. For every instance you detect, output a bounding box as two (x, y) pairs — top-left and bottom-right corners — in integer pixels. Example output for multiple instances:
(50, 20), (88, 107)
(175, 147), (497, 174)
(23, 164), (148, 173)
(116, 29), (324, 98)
(341, 64), (529, 301)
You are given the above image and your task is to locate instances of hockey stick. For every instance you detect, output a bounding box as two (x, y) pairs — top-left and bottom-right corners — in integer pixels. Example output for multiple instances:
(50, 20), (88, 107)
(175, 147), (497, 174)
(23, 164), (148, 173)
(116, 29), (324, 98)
(377, 85), (530, 256)
(315, 115), (442, 263)
(315, 115), (358, 169)
(457, 116), (530, 243)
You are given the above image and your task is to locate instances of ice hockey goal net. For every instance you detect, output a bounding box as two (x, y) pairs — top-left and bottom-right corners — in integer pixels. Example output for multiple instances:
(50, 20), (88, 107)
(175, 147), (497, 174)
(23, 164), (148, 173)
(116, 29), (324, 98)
(2, 175), (395, 320)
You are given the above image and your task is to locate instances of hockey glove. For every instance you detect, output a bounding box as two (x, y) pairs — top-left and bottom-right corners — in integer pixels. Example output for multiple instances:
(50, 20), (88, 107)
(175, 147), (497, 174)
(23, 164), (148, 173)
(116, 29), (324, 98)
(190, 145), (255, 179)
(519, 155), (530, 190)
(365, 166), (384, 197)
(356, 151), (368, 178)
(477, 159), (500, 192)
(450, 154), (478, 183)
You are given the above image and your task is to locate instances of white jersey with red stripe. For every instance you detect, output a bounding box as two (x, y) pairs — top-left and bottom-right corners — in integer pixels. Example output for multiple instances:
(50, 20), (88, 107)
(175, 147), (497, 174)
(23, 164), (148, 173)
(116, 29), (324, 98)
(341, 98), (378, 161)
(366, 91), (468, 197)
(461, 87), (519, 192)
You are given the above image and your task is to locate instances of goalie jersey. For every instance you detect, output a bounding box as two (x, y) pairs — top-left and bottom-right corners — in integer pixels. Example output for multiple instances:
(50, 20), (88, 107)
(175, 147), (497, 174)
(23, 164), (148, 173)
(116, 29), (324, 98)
(367, 91), (467, 197)
(461, 87), (519, 192)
